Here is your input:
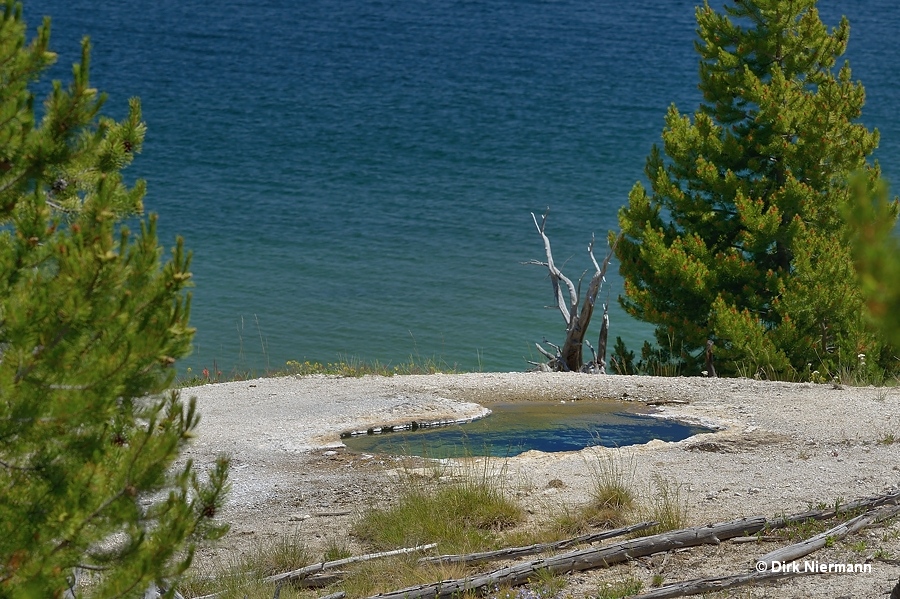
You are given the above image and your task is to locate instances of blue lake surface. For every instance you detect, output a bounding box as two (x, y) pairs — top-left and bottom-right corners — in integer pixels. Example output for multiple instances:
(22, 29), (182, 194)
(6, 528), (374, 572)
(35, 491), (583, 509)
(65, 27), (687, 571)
(24, 1), (900, 374)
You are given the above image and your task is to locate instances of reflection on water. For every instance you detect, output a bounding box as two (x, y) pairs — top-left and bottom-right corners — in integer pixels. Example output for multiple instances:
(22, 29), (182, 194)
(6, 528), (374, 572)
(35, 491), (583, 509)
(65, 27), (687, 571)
(342, 401), (712, 458)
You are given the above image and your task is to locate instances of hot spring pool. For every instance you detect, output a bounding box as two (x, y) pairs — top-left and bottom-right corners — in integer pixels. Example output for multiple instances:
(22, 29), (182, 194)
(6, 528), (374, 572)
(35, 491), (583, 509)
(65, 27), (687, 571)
(342, 400), (712, 458)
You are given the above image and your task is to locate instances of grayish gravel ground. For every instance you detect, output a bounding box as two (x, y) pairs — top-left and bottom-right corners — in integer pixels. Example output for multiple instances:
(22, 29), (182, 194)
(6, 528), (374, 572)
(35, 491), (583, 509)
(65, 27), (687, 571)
(184, 372), (900, 598)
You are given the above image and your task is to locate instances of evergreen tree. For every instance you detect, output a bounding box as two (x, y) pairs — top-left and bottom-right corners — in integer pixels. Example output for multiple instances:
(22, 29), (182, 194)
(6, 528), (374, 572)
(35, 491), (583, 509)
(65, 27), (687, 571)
(845, 177), (900, 350)
(616, 0), (897, 377)
(0, 2), (229, 595)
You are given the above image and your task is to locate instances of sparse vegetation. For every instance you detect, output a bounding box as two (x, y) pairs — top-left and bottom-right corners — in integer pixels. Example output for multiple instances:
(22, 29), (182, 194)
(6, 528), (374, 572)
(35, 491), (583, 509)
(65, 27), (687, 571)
(874, 547), (893, 560)
(878, 432), (898, 445)
(595, 577), (644, 599)
(177, 355), (463, 386)
(586, 450), (637, 527)
(177, 532), (311, 598)
(352, 466), (523, 553)
(639, 475), (689, 535)
(323, 539), (354, 562)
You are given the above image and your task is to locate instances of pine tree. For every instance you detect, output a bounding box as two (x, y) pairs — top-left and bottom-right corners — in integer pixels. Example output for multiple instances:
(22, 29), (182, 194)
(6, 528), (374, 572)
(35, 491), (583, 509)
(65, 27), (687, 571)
(616, 0), (897, 378)
(0, 2), (229, 595)
(845, 177), (900, 350)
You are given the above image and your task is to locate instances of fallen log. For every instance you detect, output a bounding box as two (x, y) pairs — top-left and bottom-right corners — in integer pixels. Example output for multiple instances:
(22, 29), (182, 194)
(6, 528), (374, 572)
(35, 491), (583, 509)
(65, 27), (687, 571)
(419, 521), (658, 566)
(764, 489), (900, 529)
(730, 535), (783, 544)
(365, 517), (767, 599)
(265, 543), (437, 585)
(757, 503), (900, 568)
(634, 501), (900, 599)
(291, 572), (344, 588)
(627, 570), (813, 599)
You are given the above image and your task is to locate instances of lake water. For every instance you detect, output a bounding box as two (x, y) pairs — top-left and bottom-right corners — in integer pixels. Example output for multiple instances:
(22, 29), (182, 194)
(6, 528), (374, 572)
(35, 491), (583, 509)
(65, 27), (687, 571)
(25, 1), (900, 374)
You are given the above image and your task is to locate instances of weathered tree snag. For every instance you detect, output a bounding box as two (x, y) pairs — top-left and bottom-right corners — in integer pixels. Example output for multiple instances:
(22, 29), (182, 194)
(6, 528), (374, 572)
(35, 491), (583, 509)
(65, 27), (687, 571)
(419, 521), (657, 566)
(526, 210), (620, 372)
(757, 503), (900, 568)
(365, 517), (766, 599)
(597, 303), (610, 374)
(704, 339), (717, 378)
(637, 501), (900, 599)
(264, 543), (437, 585)
(627, 570), (813, 599)
(366, 491), (900, 599)
(764, 489), (900, 529)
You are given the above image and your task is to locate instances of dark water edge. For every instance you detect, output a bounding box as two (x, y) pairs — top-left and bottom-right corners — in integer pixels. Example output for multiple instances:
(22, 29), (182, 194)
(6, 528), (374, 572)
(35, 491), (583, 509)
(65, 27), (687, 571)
(342, 401), (714, 458)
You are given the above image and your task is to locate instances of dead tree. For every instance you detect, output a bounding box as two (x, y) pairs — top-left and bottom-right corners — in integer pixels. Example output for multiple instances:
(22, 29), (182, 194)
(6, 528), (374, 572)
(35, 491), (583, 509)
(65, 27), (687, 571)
(526, 210), (620, 372)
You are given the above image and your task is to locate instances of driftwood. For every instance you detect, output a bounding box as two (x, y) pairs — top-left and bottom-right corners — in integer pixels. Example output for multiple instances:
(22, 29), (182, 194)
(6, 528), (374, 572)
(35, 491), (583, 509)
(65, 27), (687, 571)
(265, 543), (437, 585)
(757, 503), (900, 568)
(635, 501), (900, 599)
(289, 572), (344, 588)
(526, 209), (620, 372)
(193, 544), (437, 599)
(368, 490), (900, 599)
(730, 535), (783, 543)
(191, 490), (900, 599)
(764, 489), (900, 529)
(628, 570), (813, 599)
(419, 521), (658, 566)
(365, 517), (766, 599)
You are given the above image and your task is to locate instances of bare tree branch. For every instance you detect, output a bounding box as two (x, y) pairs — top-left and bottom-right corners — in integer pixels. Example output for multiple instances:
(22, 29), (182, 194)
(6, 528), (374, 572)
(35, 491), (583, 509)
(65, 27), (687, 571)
(530, 210), (577, 325)
(528, 210), (623, 373)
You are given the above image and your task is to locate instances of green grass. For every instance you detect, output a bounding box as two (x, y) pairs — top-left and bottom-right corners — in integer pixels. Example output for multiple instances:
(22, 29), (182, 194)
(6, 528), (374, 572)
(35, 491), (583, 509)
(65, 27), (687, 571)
(543, 451), (637, 537)
(176, 355), (464, 387)
(595, 577), (644, 599)
(638, 475), (689, 535)
(284, 355), (462, 377)
(352, 475), (523, 553)
(322, 538), (354, 562)
(177, 532), (311, 598)
(878, 432), (898, 445)
(554, 450), (637, 534)
(526, 568), (569, 599)
(590, 451), (637, 519)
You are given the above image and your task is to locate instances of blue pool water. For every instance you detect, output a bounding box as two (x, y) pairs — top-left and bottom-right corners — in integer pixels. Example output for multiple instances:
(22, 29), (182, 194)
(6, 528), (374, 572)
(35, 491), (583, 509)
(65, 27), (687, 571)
(341, 401), (712, 458)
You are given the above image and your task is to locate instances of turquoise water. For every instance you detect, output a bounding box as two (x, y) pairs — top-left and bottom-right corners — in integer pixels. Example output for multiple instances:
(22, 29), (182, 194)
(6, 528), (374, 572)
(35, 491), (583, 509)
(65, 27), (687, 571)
(26, 1), (900, 374)
(341, 401), (713, 458)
